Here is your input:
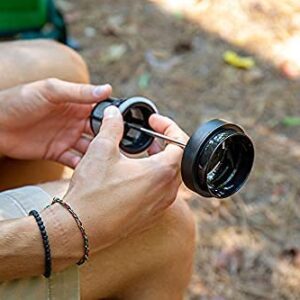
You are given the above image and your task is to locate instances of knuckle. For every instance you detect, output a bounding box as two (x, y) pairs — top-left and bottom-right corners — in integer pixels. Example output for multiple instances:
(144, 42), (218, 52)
(159, 161), (178, 182)
(153, 160), (167, 177)
(77, 85), (90, 98)
(103, 115), (122, 126)
(165, 124), (188, 143)
(104, 119), (119, 130)
(88, 138), (100, 152)
(101, 120), (123, 138)
(99, 136), (115, 150)
(91, 136), (116, 156)
(44, 78), (60, 92)
(20, 83), (35, 99)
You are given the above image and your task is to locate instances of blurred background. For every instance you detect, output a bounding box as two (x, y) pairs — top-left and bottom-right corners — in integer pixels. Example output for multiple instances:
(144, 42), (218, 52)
(1, 0), (300, 299)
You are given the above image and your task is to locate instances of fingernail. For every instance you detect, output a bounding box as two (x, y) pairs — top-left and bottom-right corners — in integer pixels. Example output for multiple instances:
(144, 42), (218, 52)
(104, 105), (120, 118)
(93, 84), (110, 97)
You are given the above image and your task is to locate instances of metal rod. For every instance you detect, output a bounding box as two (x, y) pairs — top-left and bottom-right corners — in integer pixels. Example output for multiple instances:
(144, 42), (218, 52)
(91, 116), (186, 148)
(125, 122), (186, 149)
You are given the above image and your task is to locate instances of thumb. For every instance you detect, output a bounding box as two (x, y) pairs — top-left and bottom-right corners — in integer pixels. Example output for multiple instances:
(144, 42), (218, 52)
(92, 106), (124, 156)
(36, 78), (112, 104)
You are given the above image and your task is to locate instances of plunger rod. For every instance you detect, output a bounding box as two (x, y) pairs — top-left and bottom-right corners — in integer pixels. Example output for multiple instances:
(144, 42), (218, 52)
(126, 122), (186, 149)
(91, 115), (186, 148)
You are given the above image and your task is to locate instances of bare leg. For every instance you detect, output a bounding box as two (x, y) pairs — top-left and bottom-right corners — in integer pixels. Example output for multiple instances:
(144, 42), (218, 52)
(0, 39), (89, 90)
(0, 40), (90, 190)
(38, 180), (196, 300)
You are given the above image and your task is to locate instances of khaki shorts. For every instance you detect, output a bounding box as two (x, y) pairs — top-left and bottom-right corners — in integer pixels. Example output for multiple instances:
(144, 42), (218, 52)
(0, 186), (80, 300)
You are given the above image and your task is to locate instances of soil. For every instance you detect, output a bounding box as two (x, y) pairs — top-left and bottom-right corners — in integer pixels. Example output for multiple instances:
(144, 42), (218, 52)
(61, 0), (300, 298)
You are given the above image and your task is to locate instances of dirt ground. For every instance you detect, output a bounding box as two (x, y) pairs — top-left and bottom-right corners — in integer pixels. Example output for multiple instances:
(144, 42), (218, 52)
(61, 0), (300, 299)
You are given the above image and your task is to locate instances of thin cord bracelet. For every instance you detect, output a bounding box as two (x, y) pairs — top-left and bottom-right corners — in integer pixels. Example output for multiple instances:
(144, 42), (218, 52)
(29, 210), (52, 278)
(51, 197), (89, 265)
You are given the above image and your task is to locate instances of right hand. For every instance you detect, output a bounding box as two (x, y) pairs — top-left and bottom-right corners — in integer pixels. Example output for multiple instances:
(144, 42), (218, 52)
(63, 106), (189, 253)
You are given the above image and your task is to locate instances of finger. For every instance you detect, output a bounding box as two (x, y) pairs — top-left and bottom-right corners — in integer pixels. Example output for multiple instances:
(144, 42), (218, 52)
(149, 114), (189, 143)
(147, 139), (165, 155)
(73, 136), (92, 154)
(149, 114), (189, 163)
(99, 106), (123, 141)
(84, 118), (94, 136)
(58, 150), (82, 169)
(89, 106), (124, 158)
(39, 78), (112, 104)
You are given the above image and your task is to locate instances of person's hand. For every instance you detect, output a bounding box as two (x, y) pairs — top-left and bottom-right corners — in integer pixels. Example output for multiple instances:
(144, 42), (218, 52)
(0, 78), (112, 168)
(63, 106), (189, 253)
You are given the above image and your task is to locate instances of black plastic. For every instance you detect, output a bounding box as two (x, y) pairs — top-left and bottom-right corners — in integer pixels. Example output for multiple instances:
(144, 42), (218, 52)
(90, 96), (158, 154)
(181, 119), (254, 198)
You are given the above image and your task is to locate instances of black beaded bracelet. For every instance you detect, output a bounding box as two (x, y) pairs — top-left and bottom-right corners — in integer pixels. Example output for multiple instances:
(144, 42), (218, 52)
(29, 210), (52, 278)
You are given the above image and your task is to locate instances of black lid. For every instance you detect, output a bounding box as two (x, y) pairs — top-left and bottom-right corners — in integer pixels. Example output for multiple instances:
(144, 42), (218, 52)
(181, 119), (254, 198)
(90, 97), (158, 155)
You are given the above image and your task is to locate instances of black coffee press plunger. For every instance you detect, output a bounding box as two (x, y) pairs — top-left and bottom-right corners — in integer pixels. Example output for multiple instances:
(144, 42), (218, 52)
(90, 96), (254, 199)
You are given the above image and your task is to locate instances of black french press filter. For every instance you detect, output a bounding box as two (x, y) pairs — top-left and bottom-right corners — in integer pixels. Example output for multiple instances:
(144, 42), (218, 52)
(90, 96), (255, 199)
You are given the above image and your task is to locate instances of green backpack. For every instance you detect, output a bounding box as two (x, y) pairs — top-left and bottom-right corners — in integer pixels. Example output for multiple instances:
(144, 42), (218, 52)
(0, 0), (67, 43)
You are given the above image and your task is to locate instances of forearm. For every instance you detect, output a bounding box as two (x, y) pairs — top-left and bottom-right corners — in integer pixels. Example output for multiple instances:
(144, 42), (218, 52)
(0, 87), (18, 157)
(0, 204), (82, 281)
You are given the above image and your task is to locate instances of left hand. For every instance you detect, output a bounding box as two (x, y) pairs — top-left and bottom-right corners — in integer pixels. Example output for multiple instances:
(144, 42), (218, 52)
(0, 78), (112, 168)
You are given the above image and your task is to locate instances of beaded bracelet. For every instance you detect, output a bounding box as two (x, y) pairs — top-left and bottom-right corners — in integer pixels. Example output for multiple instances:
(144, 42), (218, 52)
(29, 210), (52, 278)
(52, 197), (89, 265)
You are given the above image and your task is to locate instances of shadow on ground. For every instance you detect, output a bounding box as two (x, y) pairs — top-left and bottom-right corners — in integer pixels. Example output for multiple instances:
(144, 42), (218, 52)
(64, 0), (300, 298)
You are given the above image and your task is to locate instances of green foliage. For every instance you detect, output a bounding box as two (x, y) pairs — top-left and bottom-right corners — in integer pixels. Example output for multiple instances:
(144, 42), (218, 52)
(281, 116), (300, 127)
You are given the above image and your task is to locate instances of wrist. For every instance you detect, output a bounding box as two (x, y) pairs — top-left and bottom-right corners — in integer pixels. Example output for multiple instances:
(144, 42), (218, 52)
(41, 203), (83, 272)
(63, 192), (122, 254)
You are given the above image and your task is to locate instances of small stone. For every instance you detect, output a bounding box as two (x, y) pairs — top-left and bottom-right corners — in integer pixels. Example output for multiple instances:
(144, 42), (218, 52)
(102, 44), (127, 63)
(242, 68), (264, 84)
(84, 27), (97, 38)
(214, 247), (244, 274)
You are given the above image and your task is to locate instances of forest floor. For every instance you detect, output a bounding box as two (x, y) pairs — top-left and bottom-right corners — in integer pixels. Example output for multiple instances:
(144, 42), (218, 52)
(61, 0), (300, 299)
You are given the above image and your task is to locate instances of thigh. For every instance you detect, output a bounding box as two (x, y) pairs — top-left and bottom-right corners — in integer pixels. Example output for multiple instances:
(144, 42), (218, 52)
(0, 39), (89, 90)
(0, 157), (72, 191)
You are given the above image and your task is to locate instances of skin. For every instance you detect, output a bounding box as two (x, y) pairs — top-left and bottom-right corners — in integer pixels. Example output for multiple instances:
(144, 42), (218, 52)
(0, 40), (196, 299)
(0, 39), (89, 90)
(38, 179), (196, 300)
(0, 39), (90, 189)
(0, 78), (189, 281)
(0, 79), (111, 168)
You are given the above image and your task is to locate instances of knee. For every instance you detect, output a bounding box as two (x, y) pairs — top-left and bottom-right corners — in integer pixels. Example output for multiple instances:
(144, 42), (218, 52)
(130, 197), (196, 284)
(41, 40), (90, 83)
(158, 198), (197, 270)
(126, 198), (197, 293)
(26, 39), (90, 84)
(53, 41), (90, 83)
(79, 198), (196, 299)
